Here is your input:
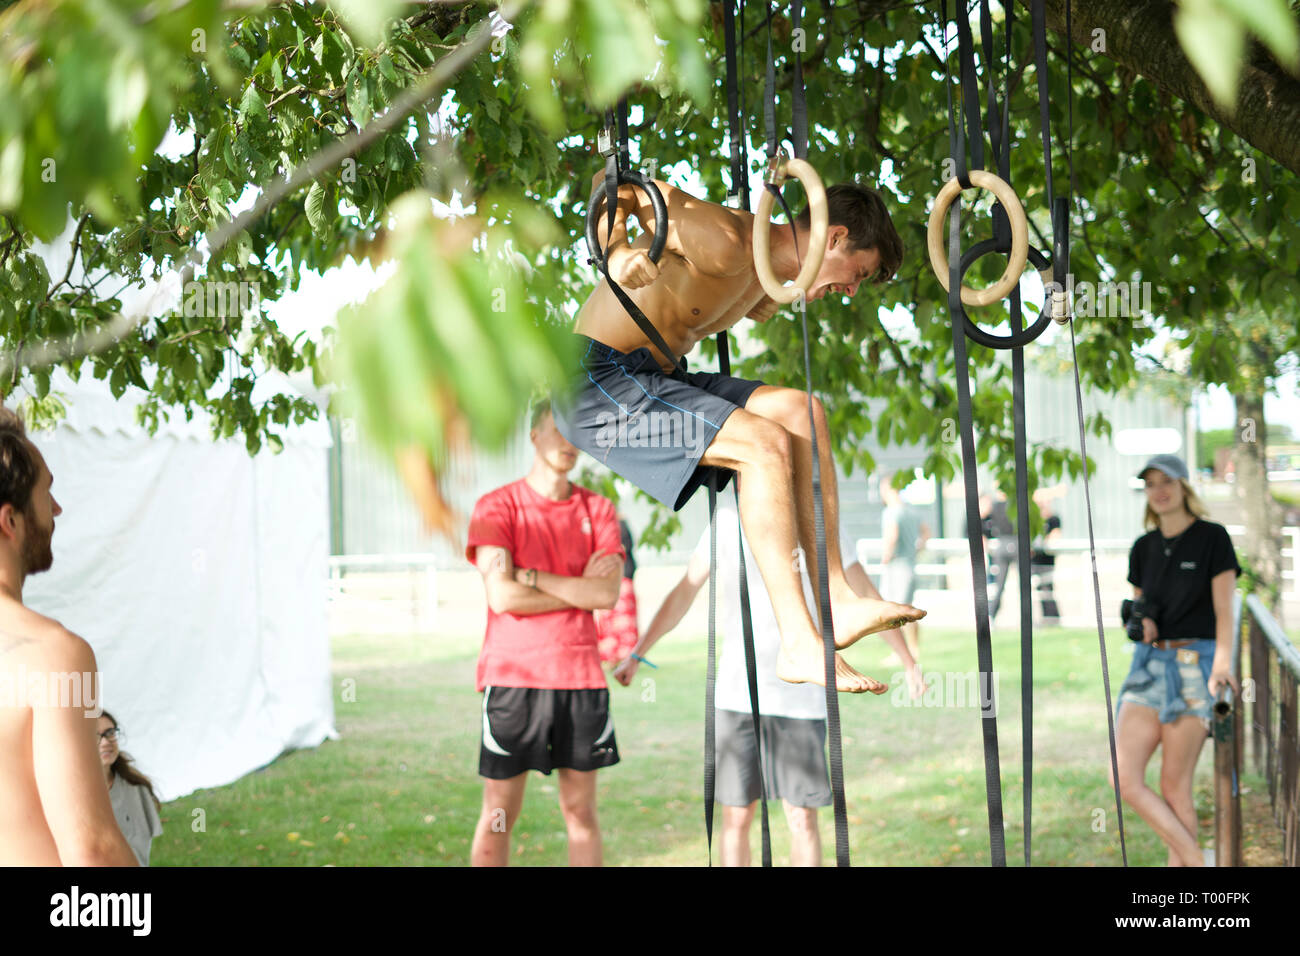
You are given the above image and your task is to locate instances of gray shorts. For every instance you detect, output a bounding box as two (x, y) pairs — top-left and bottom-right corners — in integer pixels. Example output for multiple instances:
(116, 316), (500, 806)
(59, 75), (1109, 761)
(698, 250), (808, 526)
(715, 710), (831, 808)
(881, 559), (917, 605)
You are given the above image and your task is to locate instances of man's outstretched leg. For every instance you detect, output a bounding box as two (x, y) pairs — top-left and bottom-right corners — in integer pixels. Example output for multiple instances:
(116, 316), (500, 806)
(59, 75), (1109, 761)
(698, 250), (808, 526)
(744, 386), (925, 650)
(701, 407), (881, 692)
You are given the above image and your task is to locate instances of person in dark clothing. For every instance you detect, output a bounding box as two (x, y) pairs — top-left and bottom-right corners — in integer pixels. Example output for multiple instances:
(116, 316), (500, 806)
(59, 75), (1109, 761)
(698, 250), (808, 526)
(981, 493), (1015, 623)
(1108, 454), (1240, 867)
(595, 518), (640, 665)
(1031, 488), (1063, 625)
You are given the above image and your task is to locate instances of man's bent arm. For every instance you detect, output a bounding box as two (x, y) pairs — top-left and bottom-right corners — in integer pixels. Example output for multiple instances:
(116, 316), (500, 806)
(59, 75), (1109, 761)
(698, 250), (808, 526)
(33, 638), (138, 866)
(477, 547), (571, 616)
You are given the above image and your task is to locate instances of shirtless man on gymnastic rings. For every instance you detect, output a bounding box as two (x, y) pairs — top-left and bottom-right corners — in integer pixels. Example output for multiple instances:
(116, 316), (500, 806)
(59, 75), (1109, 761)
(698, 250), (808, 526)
(551, 172), (925, 693)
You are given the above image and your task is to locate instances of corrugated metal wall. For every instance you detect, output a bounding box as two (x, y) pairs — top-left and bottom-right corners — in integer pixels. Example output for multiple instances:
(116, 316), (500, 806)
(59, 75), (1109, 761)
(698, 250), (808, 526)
(329, 363), (1188, 566)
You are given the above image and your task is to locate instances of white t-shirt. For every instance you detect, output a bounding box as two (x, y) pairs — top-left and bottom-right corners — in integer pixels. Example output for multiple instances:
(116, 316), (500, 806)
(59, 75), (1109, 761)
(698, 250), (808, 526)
(693, 502), (858, 720)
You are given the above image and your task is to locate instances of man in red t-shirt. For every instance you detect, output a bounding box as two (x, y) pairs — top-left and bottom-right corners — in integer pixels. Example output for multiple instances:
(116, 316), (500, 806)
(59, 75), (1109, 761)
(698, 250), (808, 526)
(465, 399), (625, 866)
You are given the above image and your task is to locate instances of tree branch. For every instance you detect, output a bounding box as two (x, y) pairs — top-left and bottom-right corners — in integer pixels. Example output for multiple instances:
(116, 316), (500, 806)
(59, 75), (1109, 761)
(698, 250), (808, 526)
(1, 0), (530, 379)
(1025, 0), (1300, 177)
(43, 212), (90, 303)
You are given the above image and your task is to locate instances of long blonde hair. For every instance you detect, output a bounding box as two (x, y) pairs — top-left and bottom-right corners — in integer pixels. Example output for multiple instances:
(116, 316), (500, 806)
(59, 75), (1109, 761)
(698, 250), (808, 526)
(1143, 478), (1209, 531)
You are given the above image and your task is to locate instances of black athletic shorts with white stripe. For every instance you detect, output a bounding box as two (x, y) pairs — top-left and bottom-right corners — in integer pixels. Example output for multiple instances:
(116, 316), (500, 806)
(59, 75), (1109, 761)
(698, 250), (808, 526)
(479, 686), (620, 779)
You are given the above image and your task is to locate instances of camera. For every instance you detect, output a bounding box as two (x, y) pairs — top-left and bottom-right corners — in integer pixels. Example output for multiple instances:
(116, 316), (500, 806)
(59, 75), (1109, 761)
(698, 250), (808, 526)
(1120, 597), (1161, 642)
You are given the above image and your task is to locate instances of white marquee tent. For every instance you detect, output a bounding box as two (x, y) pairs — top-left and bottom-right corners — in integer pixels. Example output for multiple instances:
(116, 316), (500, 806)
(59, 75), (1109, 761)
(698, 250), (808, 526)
(22, 369), (336, 800)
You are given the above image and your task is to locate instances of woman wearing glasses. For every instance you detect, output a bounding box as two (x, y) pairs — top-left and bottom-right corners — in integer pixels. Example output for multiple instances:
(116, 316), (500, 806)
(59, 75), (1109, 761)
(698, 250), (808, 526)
(97, 712), (164, 865)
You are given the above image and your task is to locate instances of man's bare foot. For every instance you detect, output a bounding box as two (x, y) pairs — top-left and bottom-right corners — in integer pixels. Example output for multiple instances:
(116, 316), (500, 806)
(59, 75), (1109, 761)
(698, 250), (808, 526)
(831, 596), (926, 650)
(776, 640), (888, 694)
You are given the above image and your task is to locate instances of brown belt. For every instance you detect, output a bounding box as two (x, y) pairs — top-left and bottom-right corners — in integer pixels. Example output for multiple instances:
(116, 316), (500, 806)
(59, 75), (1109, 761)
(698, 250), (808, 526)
(1151, 638), (1195, 650)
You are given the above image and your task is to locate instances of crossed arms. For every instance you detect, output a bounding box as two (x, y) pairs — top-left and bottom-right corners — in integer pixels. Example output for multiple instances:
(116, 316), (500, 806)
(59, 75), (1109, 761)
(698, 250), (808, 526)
(475, 546), (622, 616)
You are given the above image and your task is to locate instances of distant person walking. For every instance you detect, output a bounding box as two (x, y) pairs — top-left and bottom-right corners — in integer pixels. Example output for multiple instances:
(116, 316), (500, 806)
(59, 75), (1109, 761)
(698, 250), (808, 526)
(982, 492), (1015, 623)
(879, 475), (930, 660)
(1031, 488), (1063, 625)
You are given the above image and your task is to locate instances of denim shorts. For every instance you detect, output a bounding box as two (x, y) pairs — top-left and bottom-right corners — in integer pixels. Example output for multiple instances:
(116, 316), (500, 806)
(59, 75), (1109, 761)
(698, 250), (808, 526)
(1116, 638), (1216, 729)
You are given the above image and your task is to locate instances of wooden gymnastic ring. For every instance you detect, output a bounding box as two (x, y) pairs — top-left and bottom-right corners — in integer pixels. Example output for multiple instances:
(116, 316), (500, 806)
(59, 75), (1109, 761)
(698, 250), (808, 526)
(752, 157), (828, 305)
(926, 170), (1030, 307)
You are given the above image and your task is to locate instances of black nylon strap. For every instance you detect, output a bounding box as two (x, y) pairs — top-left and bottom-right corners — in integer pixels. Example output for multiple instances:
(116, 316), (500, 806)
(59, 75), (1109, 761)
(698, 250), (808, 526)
(734, 481), (773, 868)
(755, 0), (848, 865)
(954, 1), (983, 180)
(767, 1), (849, 867)
(724, 0), (746, 201)
(984, 0), (1035, 869)
(948, 201), (1007, 867)
(792, 0), (807, 160)
(707, 0), (772, 868)
(704, 480), (719, 863)
(1070, 318), (1129, 866)
(762, 2), (776, 159)
(1011, 309), (1035, 868)
(1057, 0), (1127, 865)
(616, 98), (630, 173)
(940, 0), (1006, 867)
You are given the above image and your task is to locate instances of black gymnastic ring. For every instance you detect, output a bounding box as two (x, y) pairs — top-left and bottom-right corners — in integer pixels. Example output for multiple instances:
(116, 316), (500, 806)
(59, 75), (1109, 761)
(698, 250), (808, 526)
(958, 238), (1054, 350)
(586, 169), (668, 269)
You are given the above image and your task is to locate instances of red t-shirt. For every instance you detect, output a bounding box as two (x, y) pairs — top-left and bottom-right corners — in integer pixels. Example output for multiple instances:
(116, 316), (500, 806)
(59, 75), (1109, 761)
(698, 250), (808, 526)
(465, 479), (623, 691)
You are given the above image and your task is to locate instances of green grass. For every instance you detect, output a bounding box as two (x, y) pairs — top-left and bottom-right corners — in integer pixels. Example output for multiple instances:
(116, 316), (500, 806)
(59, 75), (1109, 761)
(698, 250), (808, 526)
(151, 625), (1266, 866)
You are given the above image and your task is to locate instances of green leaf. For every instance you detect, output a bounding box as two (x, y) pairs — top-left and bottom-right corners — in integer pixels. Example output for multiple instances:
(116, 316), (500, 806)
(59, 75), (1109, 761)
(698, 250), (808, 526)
(346, 69), (371, 123)
(1218, 0), (1300, 71)
(240, 83), (269, 125)
(305, 181), (329, 234)
(1173, 0), (1246, 109)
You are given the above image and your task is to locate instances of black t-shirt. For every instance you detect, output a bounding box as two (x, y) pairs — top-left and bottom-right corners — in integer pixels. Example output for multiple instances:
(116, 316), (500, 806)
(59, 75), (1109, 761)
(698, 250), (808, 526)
(1126, 519), (1240, 641)
(619, 520), (636, 580)
(1032, 515), (1061, 566)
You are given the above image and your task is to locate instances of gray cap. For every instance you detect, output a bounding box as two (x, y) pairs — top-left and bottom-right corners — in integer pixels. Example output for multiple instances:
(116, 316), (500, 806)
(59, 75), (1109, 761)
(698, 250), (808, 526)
(1137, 454), (1189, 482)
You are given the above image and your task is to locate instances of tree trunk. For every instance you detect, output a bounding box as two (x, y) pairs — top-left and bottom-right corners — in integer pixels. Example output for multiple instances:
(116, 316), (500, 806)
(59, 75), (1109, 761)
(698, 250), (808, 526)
(1030, 0), (1300, 178)
(1233, 391), (1284, 615)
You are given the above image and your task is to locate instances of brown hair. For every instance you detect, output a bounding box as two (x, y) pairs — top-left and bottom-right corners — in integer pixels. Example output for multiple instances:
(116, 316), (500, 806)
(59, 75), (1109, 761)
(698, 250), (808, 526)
(102, 711), (162, 811)
(1143, 478), (1210, 531)
(0, 407), (39, 515)
(529, 397), (552, 432)
(796, 183), (903, 283)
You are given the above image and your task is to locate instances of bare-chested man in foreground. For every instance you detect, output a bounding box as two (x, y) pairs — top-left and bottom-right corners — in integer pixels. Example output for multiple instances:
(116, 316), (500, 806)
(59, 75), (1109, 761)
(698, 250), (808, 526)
(552, 176), (924, 692)
(0, 408), (137, 865)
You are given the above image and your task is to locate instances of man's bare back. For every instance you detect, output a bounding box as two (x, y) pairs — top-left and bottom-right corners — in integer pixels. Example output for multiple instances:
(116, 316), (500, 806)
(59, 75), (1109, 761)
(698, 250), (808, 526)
(0, 603), (133, 865)
(0, 417), (137, 866)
